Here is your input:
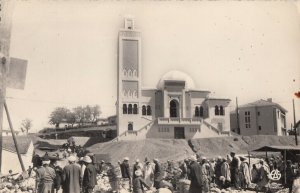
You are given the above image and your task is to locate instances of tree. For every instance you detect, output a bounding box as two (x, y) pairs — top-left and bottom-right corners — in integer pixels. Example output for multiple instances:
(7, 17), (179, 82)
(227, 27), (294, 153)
(49, 107), (70, 128)
(91, 105), (101, 123)
(66, 111), (76, 128)
(73, 106), (86, 126)
(73, 105), (101, 125)
(21, 118), (33, 134)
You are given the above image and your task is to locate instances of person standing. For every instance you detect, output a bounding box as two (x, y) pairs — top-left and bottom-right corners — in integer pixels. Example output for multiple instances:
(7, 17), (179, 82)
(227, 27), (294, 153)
(229, 152), (240, 189)
(214, 156), (223, 187)
(220, 157), (231, 189)
(36, 158), (56, 193)
(62, 156), (81, 193)
(144, 160), (154, 187)
(133, 159), (143, 179)
(27, 166), (33, 177)
(49, 158), (63, 193)
(286, 160), (296, 193)
(201, 157), (211, 193)
(82, 156), (98, 193)
(257, 160), (269, 192)
(78, 157), (86, 188)
(120, 157), (132, 191)
(153, 158), (162, 189)
(132, 170), (151, 193)
(189, 155), (203, 193)
(251, 164), (259, 183)
(239, 157), (251, 189)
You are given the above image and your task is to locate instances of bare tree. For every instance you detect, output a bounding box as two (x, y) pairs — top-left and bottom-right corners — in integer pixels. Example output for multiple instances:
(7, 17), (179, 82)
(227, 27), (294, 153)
(21, 118), (33, 134)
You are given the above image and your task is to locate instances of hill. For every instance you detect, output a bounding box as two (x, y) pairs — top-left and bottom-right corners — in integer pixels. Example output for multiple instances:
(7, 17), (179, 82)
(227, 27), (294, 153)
(33, 135), (298, 164)
(87, 139), (194, 164)
(189, 135), (297, 157)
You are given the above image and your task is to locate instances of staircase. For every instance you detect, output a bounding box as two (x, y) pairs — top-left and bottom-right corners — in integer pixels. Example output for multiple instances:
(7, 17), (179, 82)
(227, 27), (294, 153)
(202, 120), (231, 136)
(111, 119), (156, 142)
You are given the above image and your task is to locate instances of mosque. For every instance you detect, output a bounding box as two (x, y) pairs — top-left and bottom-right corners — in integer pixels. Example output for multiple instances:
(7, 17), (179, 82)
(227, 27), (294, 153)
(114, 17), (232, 141)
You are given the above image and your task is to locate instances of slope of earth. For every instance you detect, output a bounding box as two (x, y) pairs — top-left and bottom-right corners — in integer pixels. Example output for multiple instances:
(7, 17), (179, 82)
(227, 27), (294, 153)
(87, 139), (194, 164)
(190, 135), (297, 157)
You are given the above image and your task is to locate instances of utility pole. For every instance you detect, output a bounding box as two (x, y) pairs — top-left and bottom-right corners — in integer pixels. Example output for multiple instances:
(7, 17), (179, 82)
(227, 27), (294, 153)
(0, 0), (27, 173)
(4, 101), (25, 172)
(293, 99), (298, 145)
(236, 97), (240, 134)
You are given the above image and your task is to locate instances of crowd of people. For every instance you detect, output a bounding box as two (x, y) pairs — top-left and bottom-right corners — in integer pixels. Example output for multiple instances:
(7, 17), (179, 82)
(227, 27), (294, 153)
(3, 149), (300, 193)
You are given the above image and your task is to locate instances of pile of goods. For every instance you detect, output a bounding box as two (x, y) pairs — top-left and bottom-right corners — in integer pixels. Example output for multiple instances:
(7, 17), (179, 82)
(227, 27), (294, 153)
(268, 182), (284, 193)
(0, 176), (35, 193)
(94, 173), (112, 193)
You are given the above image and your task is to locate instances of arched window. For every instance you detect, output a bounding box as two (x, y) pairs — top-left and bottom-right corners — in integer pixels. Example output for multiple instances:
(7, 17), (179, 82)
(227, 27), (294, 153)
(195, 106), (200, 117)
(147, 105), (152, 115)
(200, 106), (204, 117)
(123, 104), (127, 114)
(215, 105), (219, 116)
(170, 100), (179, 117)
(133, 104), (138, 114)
(128, 104), (133, 114)
(133, 91), (137, 98)
(128, 123), (133, 131)
(133, 70), (137, 77)
(142, 105), (146, 115)
(220, 106), (224, 116)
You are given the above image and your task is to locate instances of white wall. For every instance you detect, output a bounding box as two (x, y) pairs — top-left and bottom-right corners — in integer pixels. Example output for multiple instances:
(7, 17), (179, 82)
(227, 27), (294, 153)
(1, 141), (33, 174)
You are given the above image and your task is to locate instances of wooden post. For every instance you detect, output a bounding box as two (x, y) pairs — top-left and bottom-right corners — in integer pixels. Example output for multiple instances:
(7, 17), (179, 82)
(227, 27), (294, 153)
(248, 151), (251, 177)
(236, 97), (240, 134)
(4, 100), (26, 172)
(293, 99), (298, 145)
(284, 149), (287, 185)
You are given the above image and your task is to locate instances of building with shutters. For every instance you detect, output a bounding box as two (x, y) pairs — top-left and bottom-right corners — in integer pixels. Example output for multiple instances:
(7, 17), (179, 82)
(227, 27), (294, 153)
(230, 98), (288, 136)
(114, 17), (232, 141)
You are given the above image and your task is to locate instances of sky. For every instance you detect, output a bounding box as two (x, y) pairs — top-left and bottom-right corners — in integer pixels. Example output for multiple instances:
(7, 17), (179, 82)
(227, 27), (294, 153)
(3, 0), (300, 132)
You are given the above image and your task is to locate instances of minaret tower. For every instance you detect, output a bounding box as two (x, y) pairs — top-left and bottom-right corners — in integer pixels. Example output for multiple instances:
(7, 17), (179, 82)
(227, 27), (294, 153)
(117, 17), (142, 136)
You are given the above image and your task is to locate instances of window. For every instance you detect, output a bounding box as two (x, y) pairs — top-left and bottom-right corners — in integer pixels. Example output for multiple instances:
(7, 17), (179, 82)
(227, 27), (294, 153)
(190, 128), (197, 132)
(142, 105), (146, 115)
(195, 106), (200, 117)
(159, 127), (169, 132)
(220, 106), (224, 116)
(257, 111), (260, 116)
(215, 106), (219, 116)
(218, 123), (223, 131)
(200, 106), (204, 117)
(133, 104), (138, 114)
(128, 104), (133, 114)
(147, 105), (152, 116)
(245, 111), (251, 128)
(123, 104), (127, 114)
(259, 126), (262, 131)
(128, 123), (133, 131)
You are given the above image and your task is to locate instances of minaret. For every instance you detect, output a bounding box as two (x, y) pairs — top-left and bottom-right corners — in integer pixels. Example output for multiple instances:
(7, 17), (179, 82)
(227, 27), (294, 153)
(117, 17), (142, 136)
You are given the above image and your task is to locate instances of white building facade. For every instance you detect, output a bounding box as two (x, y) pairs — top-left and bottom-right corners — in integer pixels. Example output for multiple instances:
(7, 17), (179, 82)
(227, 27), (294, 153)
(230, 99), (288, 136)
(115, 18), (232, 141)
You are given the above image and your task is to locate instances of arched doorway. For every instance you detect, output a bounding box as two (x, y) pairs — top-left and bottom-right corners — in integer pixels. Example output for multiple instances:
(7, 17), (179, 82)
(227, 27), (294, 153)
(170, 99), (179, 117)
(128, 123), (133, 131)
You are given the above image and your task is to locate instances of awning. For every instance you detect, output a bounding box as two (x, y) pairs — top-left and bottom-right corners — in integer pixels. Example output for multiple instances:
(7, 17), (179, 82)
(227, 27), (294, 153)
(252, 145), (300, 152)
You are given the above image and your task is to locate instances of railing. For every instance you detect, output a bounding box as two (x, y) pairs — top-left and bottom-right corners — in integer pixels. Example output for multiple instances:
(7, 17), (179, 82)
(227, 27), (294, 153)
(202, 120), (221, 134)
(157, 117), (202, 125)
(111, 119), (156, 142)
(202, 120), (231, 136)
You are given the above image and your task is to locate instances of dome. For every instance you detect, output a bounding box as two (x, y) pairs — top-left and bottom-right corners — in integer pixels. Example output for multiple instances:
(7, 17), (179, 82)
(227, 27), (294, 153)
(157, 70), (195, 90)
